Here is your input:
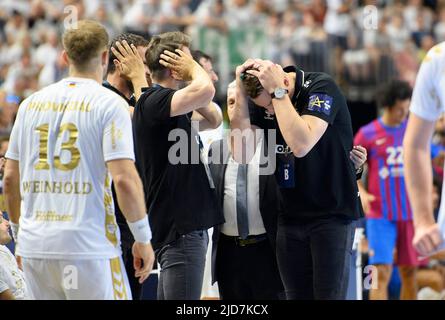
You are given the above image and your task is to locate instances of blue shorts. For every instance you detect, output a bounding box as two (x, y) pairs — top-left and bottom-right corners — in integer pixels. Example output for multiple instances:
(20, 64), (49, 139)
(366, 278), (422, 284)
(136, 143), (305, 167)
(366, 218), (419, 266)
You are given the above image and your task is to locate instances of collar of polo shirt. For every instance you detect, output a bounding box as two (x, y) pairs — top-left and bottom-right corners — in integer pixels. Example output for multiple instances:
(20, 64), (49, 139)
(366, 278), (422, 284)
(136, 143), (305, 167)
(283, 65), (305, 102)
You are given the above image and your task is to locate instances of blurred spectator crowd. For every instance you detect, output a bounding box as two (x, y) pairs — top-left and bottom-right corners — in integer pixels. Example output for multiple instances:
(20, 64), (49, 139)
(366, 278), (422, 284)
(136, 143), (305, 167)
(0, 0), (445, 133)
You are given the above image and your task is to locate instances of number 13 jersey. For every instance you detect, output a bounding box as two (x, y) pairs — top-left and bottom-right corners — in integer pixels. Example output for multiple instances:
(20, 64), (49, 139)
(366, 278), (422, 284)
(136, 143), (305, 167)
(6, 77), (135, 259)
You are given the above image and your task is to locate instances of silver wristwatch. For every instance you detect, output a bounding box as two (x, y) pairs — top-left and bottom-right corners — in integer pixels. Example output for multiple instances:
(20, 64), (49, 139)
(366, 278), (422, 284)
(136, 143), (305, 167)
(271, 88), (289, 100)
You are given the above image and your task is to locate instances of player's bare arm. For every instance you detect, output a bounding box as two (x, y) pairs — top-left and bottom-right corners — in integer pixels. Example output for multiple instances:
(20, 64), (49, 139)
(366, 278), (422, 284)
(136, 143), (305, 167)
(3, 160), (20, 238)
(3, 159), (21, 266)
(0, 289), (15, 300)
(404, 113), (443, 257)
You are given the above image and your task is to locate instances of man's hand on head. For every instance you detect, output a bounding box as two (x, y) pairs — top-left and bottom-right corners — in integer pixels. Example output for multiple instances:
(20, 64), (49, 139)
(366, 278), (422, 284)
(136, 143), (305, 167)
(236, 59), (256, 79)
(245, 60), (286, 94)
(235, 58), (259, 99)
(111, 40), (146, 83)
(111, 40), (148, 101)
(159, 49), (199, 82)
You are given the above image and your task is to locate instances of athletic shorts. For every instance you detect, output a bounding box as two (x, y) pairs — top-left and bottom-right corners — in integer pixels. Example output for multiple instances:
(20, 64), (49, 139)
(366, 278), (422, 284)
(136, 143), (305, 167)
(22, 256), (132, 300)
(366, 218), (419, 266)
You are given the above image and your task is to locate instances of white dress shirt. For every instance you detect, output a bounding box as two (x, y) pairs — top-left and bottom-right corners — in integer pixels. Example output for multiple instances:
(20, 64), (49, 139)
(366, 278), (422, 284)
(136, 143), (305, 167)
(221, 138), (266, 237)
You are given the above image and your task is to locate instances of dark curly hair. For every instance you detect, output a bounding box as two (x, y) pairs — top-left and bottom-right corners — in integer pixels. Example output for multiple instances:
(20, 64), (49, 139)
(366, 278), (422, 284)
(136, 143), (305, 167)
(378, 79), (412, 109)
(107, 33), (149, 75)
(240, 67), (264, 99)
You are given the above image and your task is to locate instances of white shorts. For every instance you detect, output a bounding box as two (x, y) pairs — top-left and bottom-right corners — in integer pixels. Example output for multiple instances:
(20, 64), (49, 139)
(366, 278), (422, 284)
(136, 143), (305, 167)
(22, 257), (132, 300)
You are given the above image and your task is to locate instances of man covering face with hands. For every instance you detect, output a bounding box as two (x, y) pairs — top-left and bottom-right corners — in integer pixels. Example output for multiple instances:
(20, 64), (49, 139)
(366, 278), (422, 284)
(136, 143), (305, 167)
(230, 58), (363, 300)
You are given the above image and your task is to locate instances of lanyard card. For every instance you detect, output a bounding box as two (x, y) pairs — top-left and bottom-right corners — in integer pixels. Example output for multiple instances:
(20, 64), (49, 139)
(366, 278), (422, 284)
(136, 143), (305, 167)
(277, 154), (295, 188)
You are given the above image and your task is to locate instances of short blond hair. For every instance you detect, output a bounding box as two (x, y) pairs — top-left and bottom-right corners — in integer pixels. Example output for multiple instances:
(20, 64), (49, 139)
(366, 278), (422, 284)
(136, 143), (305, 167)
(62, 20), (109, 72)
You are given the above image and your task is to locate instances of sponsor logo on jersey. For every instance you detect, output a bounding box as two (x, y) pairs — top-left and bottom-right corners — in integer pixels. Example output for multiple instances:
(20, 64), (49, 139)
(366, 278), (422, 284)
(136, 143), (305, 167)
(376, 138), (386, 146)
(379, 166), (390, 179)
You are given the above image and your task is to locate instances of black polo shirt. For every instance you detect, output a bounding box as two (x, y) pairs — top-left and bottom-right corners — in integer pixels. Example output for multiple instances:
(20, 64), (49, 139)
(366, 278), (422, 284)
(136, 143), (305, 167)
(133, 85), (224, 250)
(103, 81), (136, 107)
(249, 66), (362, 221)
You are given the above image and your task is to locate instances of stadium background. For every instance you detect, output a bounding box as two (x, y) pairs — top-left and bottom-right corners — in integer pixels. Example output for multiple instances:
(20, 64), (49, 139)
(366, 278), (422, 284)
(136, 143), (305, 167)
(1, 0), (445, 300)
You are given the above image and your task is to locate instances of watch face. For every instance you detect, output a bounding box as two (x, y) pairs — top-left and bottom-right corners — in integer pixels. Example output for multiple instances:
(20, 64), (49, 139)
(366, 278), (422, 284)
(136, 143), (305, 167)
(275, 88), (286, 99)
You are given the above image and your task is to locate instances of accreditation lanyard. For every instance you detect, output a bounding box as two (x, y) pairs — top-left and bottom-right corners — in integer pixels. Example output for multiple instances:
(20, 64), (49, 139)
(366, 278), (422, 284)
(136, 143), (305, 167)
(275, 70), (304, 189)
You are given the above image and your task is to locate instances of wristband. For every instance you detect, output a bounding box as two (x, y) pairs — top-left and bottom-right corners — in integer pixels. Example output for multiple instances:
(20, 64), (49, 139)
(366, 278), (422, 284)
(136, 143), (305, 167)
(10, 222), (19, 243)
(127, 216), (152, 244)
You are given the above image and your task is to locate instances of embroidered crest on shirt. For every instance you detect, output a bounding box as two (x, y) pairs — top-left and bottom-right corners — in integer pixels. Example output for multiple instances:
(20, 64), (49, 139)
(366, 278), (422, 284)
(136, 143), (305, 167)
(308, 94), (333, 116)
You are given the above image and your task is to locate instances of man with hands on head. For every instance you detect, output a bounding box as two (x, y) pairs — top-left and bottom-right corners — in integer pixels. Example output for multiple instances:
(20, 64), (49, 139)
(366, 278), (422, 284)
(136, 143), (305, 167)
(231, 58), (363, 300)
(107, 33), (150, 106)
(104, 33), (150, 300)
(110, 38), (150, 105)
(208, 81), (285, 300)
(115, 31), (223, 300)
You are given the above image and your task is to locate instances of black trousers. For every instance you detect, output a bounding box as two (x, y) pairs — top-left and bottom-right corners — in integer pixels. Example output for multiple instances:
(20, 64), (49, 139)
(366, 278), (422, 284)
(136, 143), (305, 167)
(121, 237), (143, 300)
(276, 215), (354, 300)
(216, 234), (283, 300)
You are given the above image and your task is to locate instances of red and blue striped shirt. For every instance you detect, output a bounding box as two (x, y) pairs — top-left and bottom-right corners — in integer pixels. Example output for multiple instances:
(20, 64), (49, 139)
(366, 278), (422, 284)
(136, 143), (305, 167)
(354, 118), (412, 221)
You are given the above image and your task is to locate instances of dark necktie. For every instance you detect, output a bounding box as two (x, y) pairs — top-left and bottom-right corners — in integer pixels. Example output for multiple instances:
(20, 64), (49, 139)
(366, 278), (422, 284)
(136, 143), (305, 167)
(236, 163), (249, 239)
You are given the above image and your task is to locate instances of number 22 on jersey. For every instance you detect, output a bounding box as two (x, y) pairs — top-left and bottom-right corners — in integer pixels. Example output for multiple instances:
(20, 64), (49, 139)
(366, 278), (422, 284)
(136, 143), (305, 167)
(386, 146), (403, 166)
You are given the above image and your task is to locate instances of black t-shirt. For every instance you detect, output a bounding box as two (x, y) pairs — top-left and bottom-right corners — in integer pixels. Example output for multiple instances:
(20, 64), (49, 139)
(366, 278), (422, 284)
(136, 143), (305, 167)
(250, 66), (363, 221)
(133, 86), (224, 250)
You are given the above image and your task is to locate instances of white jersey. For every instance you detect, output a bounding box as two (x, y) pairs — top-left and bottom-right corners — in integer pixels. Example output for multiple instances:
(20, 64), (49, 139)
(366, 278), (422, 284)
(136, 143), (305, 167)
(6, 77), (134, 260)
(410, 42), (445, 249)
(0, 245), (29, 299)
